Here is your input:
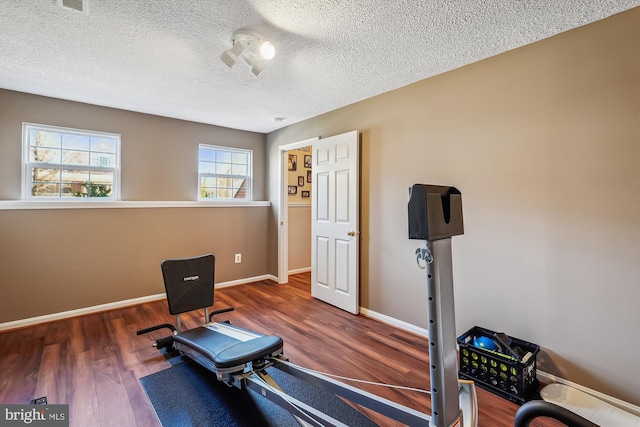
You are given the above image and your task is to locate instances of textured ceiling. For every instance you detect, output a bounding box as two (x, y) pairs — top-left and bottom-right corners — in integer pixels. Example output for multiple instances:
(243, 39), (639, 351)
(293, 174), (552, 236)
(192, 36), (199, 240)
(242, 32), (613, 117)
(1, 1), (638, 133)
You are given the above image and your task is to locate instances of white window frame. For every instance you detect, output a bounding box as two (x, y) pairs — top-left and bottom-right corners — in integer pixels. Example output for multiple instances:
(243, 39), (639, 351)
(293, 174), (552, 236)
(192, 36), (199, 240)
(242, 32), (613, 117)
(22, 123), (121, 200)
(198, 144), (252, 201)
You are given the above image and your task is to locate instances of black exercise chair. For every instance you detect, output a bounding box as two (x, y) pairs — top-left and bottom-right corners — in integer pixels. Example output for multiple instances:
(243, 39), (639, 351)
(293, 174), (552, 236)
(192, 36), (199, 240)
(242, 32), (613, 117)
(137, 254), (284, 383)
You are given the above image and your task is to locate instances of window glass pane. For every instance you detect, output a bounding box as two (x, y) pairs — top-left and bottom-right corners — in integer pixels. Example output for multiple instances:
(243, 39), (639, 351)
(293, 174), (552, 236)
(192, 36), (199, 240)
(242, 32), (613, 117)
(90, 152), (115, 167)
(216, 151), (232, 163)
(91, 137), (117, 154)
(87, 171), (113, 198)
(199, 147), (216, 162)
(62, 150), (90, 166)
(199, 161), (216, 174)
(232, 153), (247, 164)
(217, 188), (232, 199)
(200, 176), (215, 187)
(32, 166), (58, 190)
(231, 164), (247, 176)
(61, 183), (83, 197)
(88, 183), (112, 198)
(62, 134), (90, 151)
(32, 168), (60, 182)
(61, 169), (89, 184)
(216, 162), (232, 174)
(63, 171), (113, 198)
(233, 179), (246, 199)
(30, 147), (60, 163)
(31, 183), (60, 197)
(91, 170), (114, 184)
(30, 130), (61, 148)
(201, 190), (214, 199)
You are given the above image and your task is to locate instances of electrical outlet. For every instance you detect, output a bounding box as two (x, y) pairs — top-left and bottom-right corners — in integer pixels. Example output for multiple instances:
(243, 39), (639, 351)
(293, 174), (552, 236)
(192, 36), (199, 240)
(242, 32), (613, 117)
(235, 253), (241, 263)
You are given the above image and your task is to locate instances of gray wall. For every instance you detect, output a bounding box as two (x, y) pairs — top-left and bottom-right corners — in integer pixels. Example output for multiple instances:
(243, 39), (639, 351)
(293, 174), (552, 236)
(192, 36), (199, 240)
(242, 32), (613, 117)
(266, 9), (640, 405)
(0, 90), (269, 322)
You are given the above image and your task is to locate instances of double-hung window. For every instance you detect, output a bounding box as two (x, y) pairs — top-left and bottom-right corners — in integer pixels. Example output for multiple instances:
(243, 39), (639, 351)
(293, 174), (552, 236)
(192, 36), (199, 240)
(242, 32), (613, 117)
(198, 144), (252, 200)
(23, 123), (120, 199)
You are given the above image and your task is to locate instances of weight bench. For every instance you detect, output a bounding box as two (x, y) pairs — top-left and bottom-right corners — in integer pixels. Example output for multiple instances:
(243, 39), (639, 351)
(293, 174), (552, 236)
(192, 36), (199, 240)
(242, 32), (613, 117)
(137, 254), (284, 384)
(137, 253), (446, 426)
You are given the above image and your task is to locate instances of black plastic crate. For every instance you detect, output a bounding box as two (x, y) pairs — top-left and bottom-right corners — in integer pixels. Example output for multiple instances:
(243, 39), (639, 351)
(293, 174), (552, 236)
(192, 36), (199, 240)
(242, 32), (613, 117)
(457, 326), (540, 404)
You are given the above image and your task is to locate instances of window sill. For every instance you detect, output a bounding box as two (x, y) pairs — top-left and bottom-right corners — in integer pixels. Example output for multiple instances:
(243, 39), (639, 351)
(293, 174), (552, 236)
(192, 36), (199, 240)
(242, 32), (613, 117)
(0, 200), (270, 210)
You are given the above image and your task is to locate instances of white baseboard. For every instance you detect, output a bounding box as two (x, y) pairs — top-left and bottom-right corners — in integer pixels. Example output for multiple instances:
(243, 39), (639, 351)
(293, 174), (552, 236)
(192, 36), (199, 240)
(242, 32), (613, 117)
(288, 267), (311, 275)
(361, 307), (639, 416)
(536, 370), (640, 417)
(214, 274), (278, 288)
(0, 293), (166, 332)
(359, 307), (429, 338)
(0, 274), (279, 332)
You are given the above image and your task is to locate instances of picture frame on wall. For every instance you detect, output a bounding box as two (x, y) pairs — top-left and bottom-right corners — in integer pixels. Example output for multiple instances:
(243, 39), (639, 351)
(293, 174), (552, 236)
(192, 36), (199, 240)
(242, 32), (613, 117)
(304, 155), (312, 168)
(288, 185), (297, 195)
(301, 191), (310, 198)
(288, 154), (297, 171)
(307, 170), (312, 183)
(298, 176), (305, 186)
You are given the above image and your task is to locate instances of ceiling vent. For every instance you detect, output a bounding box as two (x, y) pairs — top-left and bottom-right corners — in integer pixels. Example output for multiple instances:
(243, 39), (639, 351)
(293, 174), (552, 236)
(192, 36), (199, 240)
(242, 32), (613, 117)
(57, 0), (88, 15)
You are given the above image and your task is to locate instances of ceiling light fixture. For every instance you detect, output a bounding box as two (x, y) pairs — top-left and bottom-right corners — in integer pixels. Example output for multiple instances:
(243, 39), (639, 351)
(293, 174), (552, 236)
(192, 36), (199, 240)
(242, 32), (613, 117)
(220, 31), (275, 77)
(57, 0), (89, 15)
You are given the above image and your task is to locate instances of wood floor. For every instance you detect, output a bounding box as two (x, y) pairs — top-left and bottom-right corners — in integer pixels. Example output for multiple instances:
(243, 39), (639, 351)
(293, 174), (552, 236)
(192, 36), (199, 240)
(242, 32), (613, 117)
(0, 273), (563, 427)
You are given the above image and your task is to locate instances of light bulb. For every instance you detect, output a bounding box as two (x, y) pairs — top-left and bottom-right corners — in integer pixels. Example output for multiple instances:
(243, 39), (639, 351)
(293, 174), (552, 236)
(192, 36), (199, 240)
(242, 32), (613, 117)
(259, 41), (275, 60)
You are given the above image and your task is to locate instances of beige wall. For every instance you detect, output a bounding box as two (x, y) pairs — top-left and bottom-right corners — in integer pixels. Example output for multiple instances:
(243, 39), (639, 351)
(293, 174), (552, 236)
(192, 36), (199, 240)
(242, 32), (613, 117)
(267, 9), (640, 405)
(0, 206), (269, 322)
(288, 205), (311, 271)
(0, 90), (266, 201)
(0, 90), (270, 322)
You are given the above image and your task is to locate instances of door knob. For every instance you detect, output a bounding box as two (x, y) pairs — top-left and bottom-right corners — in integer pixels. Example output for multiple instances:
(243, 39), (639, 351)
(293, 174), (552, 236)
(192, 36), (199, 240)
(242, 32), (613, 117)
(347, 230), (359, 236)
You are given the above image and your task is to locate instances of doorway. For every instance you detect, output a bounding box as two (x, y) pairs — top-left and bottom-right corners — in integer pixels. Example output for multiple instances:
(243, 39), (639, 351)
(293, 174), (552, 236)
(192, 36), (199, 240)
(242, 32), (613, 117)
(278, 131), (361, 315)
(278, 138), (318, 285)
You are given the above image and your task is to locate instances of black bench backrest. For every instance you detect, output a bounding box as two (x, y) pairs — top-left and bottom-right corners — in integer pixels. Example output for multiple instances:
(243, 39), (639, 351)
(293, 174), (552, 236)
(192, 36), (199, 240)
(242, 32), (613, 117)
(161, 254), (215, 315)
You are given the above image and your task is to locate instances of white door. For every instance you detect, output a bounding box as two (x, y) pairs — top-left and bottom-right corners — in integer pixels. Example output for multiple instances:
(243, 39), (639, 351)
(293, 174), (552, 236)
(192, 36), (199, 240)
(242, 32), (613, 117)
(311, 130), (360, 314)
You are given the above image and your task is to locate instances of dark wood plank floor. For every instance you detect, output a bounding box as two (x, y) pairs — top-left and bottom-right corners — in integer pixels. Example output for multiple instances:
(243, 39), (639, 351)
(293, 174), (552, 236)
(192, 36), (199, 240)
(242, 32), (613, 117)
(0, 273), (562, 427)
